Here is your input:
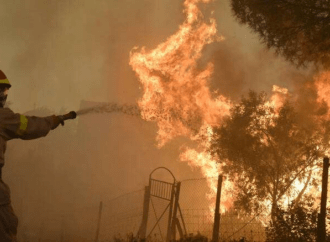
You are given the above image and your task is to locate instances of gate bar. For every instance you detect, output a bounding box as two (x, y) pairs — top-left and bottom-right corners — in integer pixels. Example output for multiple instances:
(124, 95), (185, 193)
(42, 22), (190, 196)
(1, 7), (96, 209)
(171, 182), (181, 240)
(166, 183), (175, 242)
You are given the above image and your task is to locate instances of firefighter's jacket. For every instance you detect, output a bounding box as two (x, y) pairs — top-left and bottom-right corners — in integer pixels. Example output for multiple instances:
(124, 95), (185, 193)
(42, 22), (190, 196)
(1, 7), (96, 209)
(0, 107), (56, 205)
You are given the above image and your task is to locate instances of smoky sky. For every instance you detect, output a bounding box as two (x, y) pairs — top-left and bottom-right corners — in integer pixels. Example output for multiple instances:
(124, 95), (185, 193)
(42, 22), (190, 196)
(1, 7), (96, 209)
(0, 0), (311, 111)
(0, 0), (317, 240)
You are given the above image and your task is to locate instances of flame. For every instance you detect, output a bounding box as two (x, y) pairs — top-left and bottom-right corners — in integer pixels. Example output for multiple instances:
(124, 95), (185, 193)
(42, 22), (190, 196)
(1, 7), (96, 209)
(130, 0), (231, 215)
(313, 71), (330, 205)
(129, 0), (325, 221)
(179, 125), (234, 213)
(245, 85), (323, 219)
(247, 86), (289, 142)
(315, 71), (330, 116)
(269, 85), (289, 112)
(315, 71), (330, 158)
(265, 81), (325, 213)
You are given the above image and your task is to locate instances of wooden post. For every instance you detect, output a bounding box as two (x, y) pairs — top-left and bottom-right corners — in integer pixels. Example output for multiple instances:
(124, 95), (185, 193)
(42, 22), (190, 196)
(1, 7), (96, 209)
(212, 175), (223, 242)
(317, 157), (329, 242)
(95, 201), (103, 242)
(137, 186), (150, 239)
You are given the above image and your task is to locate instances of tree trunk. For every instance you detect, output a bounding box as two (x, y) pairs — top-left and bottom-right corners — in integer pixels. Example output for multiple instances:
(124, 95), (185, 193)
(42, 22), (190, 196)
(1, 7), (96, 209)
(271, 191), (278, 223)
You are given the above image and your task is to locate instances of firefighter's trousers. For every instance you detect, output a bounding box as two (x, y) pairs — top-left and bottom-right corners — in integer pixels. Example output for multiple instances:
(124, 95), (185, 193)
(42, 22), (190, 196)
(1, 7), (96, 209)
(0, 180), (18, 242)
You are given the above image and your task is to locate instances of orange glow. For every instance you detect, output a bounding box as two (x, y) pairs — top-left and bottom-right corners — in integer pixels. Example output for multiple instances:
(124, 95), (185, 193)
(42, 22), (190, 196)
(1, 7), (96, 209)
(315, 71), (330, 117)
(269, 85), (289, 112)
(130, 0), (231, 215)
(179, 125), (234, 213)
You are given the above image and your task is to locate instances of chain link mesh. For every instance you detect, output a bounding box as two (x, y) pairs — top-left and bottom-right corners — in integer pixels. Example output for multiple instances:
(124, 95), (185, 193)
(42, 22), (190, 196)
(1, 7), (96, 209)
(99, 189), (145, 241)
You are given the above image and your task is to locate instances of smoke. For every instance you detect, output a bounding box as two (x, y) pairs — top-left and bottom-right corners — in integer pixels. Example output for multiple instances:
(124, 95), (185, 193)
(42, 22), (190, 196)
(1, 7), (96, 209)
(210, 0), (314, 100)
(0, 1), (196, 240)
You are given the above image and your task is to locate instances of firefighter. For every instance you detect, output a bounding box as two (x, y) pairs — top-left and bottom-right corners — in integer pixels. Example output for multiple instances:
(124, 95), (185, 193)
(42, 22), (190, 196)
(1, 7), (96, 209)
(0, 70), (72, 242)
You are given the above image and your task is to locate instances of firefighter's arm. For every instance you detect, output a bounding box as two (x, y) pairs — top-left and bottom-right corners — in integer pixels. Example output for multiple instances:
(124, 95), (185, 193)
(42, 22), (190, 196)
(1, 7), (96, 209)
(1, 108), (63, 140)
(19, 115), (64, 140)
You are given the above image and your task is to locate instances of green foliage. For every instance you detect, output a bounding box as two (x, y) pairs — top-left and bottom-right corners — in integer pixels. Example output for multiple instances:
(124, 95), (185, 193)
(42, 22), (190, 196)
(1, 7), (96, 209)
(211, 91), (325, 217)
(230, 0), (330, 67)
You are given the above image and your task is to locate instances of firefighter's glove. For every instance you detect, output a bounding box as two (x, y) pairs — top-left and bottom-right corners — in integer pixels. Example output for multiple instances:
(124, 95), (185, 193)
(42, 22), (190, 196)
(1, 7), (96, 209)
(51, 115), (65, 130)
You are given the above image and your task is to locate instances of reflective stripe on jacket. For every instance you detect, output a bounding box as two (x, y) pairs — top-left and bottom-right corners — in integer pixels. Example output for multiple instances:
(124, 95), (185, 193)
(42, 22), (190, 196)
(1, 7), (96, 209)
(0, 108), (56, 168)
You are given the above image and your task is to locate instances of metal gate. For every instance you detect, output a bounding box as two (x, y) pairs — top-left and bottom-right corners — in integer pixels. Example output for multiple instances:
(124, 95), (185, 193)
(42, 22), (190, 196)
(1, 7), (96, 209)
(137, 167), (186, 241)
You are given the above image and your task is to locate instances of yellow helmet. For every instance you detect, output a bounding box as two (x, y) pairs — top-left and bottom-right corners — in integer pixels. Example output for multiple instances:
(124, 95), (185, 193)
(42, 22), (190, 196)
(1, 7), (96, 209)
(0, 70), (11, 88)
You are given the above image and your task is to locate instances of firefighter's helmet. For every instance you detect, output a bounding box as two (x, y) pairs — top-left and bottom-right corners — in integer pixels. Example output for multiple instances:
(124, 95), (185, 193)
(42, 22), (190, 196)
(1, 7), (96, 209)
(0, 70), (11, 88)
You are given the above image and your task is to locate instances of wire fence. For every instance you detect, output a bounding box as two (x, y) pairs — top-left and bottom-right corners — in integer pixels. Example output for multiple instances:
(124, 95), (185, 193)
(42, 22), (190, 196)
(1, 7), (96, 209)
(88, 177), (267, 242)
(179, 178), (266, 241)
(24, 176), (267, 241)
(99, 189), (145, 241)
(179, 178), (214, 237)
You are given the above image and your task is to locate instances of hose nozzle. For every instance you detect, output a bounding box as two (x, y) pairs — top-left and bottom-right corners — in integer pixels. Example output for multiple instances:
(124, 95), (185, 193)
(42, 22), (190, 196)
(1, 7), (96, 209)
(62, 111), (77, 121)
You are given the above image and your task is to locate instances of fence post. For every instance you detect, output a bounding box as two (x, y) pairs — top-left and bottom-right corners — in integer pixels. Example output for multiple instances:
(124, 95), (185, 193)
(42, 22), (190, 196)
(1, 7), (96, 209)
(212, 175), (223, 242)
(317, 157), (329, 242)
(95, 201), (103, 242)
(137, 186), (150, 239)
(170, 182), (181, 241)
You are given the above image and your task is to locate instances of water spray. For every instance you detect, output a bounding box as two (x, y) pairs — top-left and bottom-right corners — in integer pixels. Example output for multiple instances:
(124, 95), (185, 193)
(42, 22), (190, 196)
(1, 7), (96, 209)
(75, 103), (141, 117)
(58, 103), (141, 126)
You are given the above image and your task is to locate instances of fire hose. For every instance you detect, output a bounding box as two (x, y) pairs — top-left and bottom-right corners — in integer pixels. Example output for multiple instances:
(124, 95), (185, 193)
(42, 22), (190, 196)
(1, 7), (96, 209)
(58, 111), (77, 125)
(62, 111), (77, 120)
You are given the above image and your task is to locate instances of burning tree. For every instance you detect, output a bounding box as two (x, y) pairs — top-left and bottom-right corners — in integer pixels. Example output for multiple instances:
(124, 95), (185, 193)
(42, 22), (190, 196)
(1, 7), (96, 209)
(210, 90), (328, 221)
(230, 0), (330, 67)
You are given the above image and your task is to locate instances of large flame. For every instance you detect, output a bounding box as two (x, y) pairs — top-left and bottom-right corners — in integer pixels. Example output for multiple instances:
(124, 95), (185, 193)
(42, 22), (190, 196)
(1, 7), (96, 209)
(129, 0), (326, 219)
(129, 0), (231, 214)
